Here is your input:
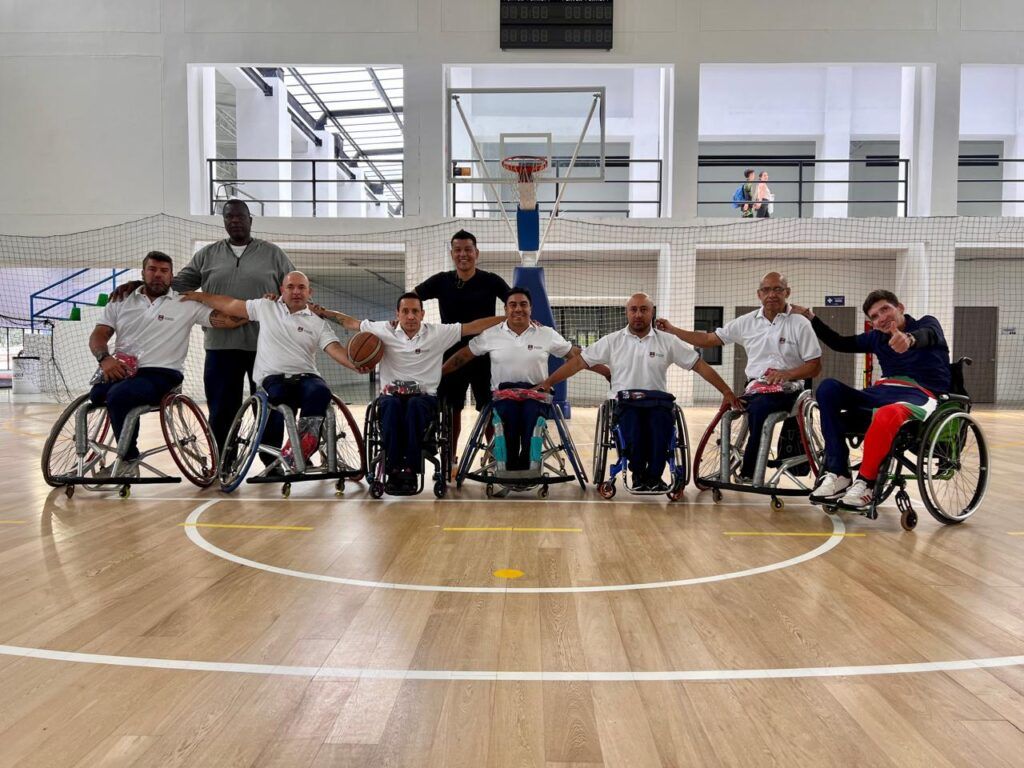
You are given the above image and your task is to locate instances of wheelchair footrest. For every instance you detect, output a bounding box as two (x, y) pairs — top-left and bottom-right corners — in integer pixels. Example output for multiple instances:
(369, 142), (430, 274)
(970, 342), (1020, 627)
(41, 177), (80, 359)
(462, 471), (575, 486)
(697, 479), (810, 497)
(59, 476), (182, 485)
(246, 469), (361, 484)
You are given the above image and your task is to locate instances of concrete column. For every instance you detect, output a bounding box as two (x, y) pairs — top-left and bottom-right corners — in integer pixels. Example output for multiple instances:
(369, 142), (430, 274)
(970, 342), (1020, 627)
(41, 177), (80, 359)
(928, 63), (961, 216)
(898, 66), (932, 217)
(672, 64), (699, 219)
(630, 67), (664, 218)
(187, 66), (217, 215)
(233, 71), (291, 217)
(656, 241), (696, 404)
(815, 66), (852, 218)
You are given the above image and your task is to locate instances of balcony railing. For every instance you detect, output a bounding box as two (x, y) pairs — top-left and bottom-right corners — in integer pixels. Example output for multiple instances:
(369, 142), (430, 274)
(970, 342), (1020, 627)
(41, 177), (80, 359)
(957, 156), (1024, 215)
(208, 157), (404, 217)
(697, 157), (910, 218)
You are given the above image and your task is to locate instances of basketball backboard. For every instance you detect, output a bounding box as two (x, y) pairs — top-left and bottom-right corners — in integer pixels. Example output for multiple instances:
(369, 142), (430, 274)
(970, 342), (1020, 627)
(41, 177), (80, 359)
(446, 86), (606, 185)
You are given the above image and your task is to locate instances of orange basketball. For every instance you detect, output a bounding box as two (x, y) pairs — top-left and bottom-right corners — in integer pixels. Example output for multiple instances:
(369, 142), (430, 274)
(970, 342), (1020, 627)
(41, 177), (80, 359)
(348, 331), (384, 369)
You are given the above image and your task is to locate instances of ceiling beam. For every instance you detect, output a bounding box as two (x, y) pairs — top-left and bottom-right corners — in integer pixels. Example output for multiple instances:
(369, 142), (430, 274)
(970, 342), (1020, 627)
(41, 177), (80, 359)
(366, 67), (404, 132)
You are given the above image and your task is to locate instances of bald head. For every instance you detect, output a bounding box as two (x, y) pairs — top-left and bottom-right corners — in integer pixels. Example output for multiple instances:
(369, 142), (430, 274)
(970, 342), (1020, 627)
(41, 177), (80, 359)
(626, 292), (655, 335)
(280, 271), (313, 312)
(757, 271), (790, 313)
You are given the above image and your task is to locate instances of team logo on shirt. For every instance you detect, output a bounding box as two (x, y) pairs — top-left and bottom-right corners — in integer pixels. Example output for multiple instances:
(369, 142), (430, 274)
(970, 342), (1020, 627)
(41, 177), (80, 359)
(157, 314), (176, 321)
(649, 351), (665, 358)
(297, 326), (304, 332)
(415, 348), (422, 354)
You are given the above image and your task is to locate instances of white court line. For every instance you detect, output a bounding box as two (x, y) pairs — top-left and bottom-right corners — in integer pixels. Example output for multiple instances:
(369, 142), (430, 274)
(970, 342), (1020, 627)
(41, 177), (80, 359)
(0, 643), (1021, 682)
(183, 499), (848, 594)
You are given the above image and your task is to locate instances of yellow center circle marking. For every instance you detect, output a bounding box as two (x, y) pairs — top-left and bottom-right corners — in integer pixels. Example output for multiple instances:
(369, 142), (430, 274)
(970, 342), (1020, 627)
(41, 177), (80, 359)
(493, 568), (525, 579)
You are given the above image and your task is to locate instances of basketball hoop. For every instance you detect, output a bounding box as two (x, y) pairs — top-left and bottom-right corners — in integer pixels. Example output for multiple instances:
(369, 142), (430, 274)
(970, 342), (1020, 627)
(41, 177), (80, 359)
(501, 155), (548, 212)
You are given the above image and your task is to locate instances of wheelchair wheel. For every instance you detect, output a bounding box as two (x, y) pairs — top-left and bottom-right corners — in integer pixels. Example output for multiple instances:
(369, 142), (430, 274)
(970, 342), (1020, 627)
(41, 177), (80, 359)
(42, 393), (111, 487)
(917, 411), (989, 525)
(362, 398), (382, 481)
(160, 393), (217, 488)
(691, 405), (743, 491)
(592, 401), (611, 484)
(329, 395), (365, 481)
(219, 393), (269, 493)
(672, 406), (691, 489)
(796, 397), (825, 477)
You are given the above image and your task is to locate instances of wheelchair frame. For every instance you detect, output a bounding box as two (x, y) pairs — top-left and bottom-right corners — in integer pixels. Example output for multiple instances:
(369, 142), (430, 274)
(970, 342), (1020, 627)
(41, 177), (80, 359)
(219, 390), (365, 497)
(362, 393), (452, 498)
(41, 387), (217, 498)
(691, 391), (819, 510)
(806, 358), (990, 530)
(591, 397), (690, 501)
(455, 393), (588, 498)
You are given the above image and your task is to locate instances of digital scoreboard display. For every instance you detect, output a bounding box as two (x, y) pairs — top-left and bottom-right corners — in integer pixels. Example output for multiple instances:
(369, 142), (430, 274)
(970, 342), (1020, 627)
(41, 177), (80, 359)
(500, 1), (613, 50)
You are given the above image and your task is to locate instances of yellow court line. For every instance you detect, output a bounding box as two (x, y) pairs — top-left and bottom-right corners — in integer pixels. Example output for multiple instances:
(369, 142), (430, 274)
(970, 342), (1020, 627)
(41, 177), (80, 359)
(179, 522), (313, 532)
(1008, 532), (1024, 536)
(444, 526), (582, 533)
(723, 531), (867, 538)
(0, 521), (27, 525)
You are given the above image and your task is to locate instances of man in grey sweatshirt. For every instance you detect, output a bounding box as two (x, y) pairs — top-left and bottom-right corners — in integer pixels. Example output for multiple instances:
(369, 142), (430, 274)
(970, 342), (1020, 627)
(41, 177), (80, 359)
(111, 199), (294, 452)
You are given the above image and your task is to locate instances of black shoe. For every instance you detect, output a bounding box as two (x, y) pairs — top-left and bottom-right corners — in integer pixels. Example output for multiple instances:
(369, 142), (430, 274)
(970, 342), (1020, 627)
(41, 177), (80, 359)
(632, 477), (651, 492)
(649, 479), (670, 493)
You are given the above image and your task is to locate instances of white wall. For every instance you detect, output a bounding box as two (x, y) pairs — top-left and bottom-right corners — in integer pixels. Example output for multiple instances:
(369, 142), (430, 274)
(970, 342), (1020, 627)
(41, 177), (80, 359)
(6, 0), (1024, 233)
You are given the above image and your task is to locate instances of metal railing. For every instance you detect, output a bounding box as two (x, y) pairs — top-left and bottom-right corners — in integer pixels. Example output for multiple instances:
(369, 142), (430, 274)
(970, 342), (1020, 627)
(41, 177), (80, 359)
(451, 157), (663, 218)
(208, 157), (404, 217)
(697, 157), (910, 218)
(957, 156), (1024, 210)
(30, 269), (131, 330)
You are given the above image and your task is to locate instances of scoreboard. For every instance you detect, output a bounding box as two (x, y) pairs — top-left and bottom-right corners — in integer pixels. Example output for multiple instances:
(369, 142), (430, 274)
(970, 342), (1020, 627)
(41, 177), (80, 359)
(500, 0), (613, 50)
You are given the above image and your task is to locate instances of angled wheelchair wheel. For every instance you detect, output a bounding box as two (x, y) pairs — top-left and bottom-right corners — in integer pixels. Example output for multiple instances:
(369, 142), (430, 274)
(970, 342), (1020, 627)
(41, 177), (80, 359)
(917, 411), (989, 525)
(691, 404), (743, 491)
(161, 393), (217, 487)
(592, 401), (611, 484)
(329, 395), (365, 481)
(672, 406), (691, 490)
(219, 393), (269, 493)
(362, 398), (384, 483)
(796, 398), (825, 477)
(42, 393), (111, 487)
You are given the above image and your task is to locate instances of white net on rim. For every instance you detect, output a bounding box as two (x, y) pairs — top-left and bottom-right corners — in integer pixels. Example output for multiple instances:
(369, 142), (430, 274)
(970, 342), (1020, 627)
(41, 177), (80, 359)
(501, 156), (548, 212)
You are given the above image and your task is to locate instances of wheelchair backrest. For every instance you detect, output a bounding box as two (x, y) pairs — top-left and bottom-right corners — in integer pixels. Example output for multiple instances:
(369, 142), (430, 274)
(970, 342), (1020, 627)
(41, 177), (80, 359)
(949, 356), (972, 397)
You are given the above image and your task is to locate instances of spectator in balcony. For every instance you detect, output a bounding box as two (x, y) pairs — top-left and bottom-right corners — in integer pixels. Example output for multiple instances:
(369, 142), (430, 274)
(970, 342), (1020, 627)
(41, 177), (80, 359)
(735, 169), (756, 218)
(754, 171), (774, 219)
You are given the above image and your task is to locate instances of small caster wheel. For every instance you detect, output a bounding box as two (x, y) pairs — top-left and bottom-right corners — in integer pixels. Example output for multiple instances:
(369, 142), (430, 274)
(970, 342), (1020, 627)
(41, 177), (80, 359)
(896, 490), (916, 530)
(598, 480), (616, 500)
(281, 483), (291, 498)
(667, 488), (683, 502)
(712, 488), (723, 503)
(118, 485), (131, 499)
(486, 483), (495, 498)
(370, 481), (385, 499)
(335, 480), (345, 497)
(771, 496), (785, 511)
(433, 480), (447, 499)
(65, 485), (75, 498)
(538, 485), (549, 499)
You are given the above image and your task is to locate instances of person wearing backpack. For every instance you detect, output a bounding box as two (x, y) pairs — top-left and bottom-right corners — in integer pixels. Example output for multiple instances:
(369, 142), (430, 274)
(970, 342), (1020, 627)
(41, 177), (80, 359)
(732, 169), (756, 217)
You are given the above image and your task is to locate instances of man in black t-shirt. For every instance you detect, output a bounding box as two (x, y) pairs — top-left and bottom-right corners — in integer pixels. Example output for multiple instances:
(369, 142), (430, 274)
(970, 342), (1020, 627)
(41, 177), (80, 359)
(415, 230), (511, 465)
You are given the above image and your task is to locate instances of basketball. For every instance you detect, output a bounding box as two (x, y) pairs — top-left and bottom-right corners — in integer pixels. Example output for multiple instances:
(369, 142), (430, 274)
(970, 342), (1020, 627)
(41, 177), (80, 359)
(348, 331), (384, 369)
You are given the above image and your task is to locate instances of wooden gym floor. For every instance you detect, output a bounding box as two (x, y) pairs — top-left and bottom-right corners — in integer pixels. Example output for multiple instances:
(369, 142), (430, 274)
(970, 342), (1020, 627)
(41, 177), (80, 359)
(0, 400), (1022, 767)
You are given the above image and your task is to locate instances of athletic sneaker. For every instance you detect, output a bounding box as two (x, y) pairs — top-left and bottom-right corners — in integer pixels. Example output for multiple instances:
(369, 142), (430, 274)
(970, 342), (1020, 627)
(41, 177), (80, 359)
(840, 478), (874, 509)
(809, 472), (851, 502)
(649, 479), (670, 493)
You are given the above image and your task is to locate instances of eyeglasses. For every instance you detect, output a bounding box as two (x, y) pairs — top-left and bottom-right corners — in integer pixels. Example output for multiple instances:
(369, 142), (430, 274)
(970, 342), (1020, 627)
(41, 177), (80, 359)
(758, 286), (787, 294)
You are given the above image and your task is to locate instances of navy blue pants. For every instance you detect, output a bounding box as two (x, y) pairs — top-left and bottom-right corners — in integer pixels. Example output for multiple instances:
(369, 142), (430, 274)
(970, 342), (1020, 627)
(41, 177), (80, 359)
(740, 391), (799, 478)
(89, 367), (183, 460)
(492, 381), (548, 471)
(615, 400), (674, 480)
(205, 349), (283, 461)
(261, 374), (332, 419)
(378, 394), (437, 472)
(816, 378), (931, 476)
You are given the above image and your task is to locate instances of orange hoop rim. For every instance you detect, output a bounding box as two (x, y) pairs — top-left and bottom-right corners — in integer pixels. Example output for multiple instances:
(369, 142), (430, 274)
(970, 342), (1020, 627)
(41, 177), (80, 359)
(501, 155), (549, 178)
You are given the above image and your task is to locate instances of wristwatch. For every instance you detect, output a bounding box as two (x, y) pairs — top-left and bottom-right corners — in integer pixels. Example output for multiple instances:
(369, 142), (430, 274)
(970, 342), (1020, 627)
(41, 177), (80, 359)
(94, 350), (110, 363)
(907, 333), (916, 348)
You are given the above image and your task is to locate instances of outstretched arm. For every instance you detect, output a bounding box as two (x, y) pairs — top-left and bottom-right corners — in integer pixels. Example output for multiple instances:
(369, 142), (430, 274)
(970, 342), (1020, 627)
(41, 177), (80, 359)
(790, 305), (863, 354)
(323, 341), (372, 373)
(655, 318), (723, 348)
(209, 310), (248, 330)
(536, 355), (588, 391)
(442, 346), (477, 376)
(693, 358), (743, 410)
(308, 303), (362, 332)
(180, 291), (249, 318)
(461, 315), (504, 337)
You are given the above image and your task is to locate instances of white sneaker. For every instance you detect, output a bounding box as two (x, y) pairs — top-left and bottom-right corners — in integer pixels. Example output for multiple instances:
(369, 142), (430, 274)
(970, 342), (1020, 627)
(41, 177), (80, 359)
(809, 472), (851, 502)
(840, 478), (873, 509)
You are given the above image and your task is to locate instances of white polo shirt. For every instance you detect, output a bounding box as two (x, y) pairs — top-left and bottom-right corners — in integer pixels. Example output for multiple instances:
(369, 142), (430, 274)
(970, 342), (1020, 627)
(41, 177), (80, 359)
(361, 319), (463, 395)
(581, 326), (699, 398)
(715, 306), (821, 381)
(469, 322), (573, 389)
(99, 288), (212, 372)
(245, 299), (339, 384)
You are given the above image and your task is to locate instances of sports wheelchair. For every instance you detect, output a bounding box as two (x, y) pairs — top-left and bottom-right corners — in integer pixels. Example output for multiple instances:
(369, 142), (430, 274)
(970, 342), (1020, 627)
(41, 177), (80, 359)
(591, 392), (691, 501)
(806, 357), (989, 530)
(41, 387), (217, 498)
(692, 389), (819, 510)
(455, 388), (587, 498)
(362, 385), (452, 499)
(219, 390), (365, 496)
